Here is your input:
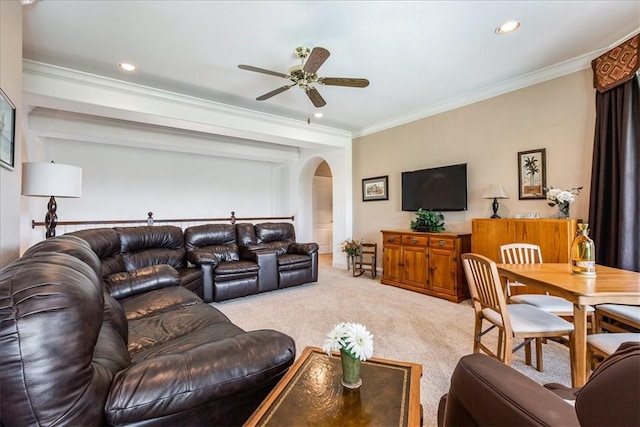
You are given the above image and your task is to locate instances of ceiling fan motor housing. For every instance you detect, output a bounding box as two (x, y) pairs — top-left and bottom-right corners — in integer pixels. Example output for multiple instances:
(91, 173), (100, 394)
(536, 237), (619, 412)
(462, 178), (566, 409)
(238, 45), (368, 108)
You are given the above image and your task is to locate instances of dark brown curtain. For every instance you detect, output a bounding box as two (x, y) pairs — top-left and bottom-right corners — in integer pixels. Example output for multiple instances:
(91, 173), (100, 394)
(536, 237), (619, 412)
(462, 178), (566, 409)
(588, 74), (639, 272)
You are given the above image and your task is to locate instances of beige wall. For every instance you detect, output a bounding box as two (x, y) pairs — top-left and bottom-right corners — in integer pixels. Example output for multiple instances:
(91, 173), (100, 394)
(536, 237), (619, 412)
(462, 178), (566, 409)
(353, 69), (595, 253)
(0, 1), (23, 267)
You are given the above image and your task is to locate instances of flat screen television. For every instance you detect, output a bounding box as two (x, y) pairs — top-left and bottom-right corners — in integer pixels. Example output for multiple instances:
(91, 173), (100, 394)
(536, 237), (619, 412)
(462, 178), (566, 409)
(402, 163), (468, 211)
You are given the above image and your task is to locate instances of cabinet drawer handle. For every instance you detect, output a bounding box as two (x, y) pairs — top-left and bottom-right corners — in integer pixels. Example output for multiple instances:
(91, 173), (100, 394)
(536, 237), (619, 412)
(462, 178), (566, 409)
(437, 239), (446, 246)
(388, 236), (395, 242)
(410, 237), (418, 244)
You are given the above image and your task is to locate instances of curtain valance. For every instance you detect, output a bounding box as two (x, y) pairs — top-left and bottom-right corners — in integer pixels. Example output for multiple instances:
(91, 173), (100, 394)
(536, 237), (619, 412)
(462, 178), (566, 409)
(592, 34), (639, 93)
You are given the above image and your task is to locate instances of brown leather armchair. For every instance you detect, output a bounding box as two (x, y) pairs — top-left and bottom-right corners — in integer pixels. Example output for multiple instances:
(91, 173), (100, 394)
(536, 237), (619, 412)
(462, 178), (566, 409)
(184, 223), (260, 302)
(237, 222), (319, 289)
(438, 342), (640, 426)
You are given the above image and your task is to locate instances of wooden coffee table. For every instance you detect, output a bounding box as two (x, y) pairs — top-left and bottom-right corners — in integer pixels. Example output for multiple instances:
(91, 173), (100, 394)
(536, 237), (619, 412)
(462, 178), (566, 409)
(245, 346), (422, 426)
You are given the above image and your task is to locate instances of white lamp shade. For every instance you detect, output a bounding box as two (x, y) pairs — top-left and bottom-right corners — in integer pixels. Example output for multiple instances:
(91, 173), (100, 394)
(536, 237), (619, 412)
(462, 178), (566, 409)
(482, 184), (509, 199)
(22, 162), (82, 198)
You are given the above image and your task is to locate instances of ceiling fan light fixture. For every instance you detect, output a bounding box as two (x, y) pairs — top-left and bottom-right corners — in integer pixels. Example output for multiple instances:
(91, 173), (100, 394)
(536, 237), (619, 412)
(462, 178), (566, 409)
(314, 112), (323, 118)
(496, 20), (521, 34)
(117, 62), (139, 72)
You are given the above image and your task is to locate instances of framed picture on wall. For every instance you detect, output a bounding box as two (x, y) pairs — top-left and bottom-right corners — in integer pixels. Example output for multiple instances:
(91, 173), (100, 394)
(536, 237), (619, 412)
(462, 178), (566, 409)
(517, 148), (546, 199)
(0, 89), (16, 170)
(362, 175), (389, 201)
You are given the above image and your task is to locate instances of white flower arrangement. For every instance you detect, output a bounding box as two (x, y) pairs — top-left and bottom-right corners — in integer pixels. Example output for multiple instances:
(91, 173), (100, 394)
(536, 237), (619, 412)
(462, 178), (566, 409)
(545, 186), (583, 207)
(322, 322), (374, 361)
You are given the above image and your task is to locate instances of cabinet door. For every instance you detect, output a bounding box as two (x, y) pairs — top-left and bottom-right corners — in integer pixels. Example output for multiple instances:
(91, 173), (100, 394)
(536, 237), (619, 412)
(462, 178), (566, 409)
(429, 248), (457, 296)
(382, 244), (402, 282)
(402, 245), (428, 288)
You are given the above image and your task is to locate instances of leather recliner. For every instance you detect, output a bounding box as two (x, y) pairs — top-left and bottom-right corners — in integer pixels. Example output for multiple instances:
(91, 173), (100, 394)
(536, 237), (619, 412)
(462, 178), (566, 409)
(438, 342), (640, 426)
(237, 222), (319, 289)
(184, 223), (260, 302)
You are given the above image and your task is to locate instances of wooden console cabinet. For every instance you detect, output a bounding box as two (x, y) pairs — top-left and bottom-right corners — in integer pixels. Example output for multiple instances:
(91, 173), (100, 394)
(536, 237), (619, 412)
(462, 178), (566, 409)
(381, 230), (471, 303)
(471, 218), (578, 263)
(471, 218), (578, 296)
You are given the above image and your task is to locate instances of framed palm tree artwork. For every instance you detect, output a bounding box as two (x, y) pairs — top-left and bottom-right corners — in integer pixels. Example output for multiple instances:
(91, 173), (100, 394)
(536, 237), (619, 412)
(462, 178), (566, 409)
(517, 148), (546, 199)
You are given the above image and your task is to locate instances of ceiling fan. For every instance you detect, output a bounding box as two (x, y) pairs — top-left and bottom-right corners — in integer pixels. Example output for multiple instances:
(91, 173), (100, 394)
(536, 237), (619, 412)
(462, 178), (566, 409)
(238, 46), (369, 108)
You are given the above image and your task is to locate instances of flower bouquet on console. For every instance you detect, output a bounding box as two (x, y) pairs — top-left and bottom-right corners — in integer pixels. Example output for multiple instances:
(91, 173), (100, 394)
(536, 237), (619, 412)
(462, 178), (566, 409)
(545, 186), (582, 219)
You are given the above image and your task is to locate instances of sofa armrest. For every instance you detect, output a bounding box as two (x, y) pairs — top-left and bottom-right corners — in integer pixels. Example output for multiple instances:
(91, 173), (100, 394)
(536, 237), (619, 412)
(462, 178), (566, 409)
(439, 353), (579, 427)
(105, 330), (295, 425)
(240, 248), (279, 293)
(105, 265), (181, 300)
(239, 243), (271, 257)
(186, 249), (220, 267)
(288, 242), (319, 255)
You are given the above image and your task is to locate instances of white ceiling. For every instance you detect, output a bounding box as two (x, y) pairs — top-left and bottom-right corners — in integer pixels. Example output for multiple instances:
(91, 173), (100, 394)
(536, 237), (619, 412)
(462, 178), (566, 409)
(22, 1), (640, 135)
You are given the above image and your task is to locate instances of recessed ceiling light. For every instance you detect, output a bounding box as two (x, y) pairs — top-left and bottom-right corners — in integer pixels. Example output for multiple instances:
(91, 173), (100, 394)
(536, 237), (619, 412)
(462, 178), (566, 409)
(314, 113), (323, 118)
(20, 0), (38, 5)
(496, 20), (521, 35)
(117, 62), (138, 72)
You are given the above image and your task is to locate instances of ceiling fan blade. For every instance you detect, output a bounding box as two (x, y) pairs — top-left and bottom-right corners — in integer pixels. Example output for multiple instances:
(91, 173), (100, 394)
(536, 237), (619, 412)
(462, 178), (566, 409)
(306, 87), (326, 107)
(319, 77), (370, 88)
(256, 85), (293, 101)
(238, 64), (288, 79)
(302, 47), (330, 74)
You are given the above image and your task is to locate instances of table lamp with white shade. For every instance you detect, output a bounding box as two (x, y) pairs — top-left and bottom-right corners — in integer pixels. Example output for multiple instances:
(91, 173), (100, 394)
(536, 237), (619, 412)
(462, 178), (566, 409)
(22, 161), (82, 238)
(482, 184), (509, 219)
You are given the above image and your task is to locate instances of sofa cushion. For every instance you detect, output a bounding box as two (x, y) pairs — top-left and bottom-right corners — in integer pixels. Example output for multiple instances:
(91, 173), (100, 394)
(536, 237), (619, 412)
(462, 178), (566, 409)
(184, 224), (240, 262)
(105, 265), (181, 300)
(277, 254), (312, 271)
(68, 228), (125, 277)
(120, 285), (202, 322)
(126, 302), (238, 357)
(116, 225), (187, 271)
(216, 260), (260, 276)
(104, 326), (295, 425)
(254, 223), (296, 244)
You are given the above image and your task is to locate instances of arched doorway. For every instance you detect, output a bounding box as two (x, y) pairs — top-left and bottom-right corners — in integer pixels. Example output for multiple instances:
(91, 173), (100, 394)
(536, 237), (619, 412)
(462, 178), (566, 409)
(312, 161), (333, 254)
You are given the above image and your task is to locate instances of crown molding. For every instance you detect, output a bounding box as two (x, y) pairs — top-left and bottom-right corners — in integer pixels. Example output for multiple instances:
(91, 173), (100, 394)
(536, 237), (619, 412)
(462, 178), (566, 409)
(22, 60), (352, 149)
(352, 29), (640, 139)
(353, 53), (595, 138)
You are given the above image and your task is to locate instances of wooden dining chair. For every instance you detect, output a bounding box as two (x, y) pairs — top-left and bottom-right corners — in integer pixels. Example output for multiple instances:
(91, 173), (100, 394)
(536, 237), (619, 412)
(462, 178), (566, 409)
(500, 243), (595, 332)
(462, 253), (574, 371)
(587, 332), (640, 369)
(594, 304), (640, 333)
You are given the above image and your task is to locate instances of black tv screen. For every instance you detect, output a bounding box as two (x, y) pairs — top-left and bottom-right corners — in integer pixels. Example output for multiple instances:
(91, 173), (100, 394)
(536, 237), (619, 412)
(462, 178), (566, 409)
(402, 163), (468, 211)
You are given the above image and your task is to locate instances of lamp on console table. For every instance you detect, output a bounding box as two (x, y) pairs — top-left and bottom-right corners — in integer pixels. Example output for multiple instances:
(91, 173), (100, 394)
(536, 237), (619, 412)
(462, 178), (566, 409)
(482, 184), (509, 219)
(22, 161), (82, 238)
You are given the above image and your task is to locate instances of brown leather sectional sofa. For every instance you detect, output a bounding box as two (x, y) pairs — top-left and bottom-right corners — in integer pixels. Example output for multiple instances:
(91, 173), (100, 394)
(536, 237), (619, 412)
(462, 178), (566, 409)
(0, 221), (317, 426)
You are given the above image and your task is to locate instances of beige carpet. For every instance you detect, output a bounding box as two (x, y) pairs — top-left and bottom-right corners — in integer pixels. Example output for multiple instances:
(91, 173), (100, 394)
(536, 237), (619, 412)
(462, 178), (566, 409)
(212, 255), (572, 426)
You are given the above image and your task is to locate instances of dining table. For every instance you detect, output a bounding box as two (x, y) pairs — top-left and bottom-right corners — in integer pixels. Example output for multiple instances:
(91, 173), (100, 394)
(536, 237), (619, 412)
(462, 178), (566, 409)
(495, 263), (640, 387)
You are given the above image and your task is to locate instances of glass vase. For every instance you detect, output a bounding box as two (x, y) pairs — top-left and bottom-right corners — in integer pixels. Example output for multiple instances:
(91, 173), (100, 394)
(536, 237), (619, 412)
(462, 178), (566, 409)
(571, 223), (596, 276)
(340, 349), (362, 389)
(558, 202), (570, 219)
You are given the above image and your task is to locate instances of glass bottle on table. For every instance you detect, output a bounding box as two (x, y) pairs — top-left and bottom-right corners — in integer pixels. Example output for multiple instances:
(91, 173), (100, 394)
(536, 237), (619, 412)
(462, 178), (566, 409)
(571, 223), (596, 276)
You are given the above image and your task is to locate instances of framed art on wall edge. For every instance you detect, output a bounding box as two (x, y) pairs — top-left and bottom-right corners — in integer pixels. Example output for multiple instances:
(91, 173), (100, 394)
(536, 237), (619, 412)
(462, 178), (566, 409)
(0, 89), (16, 170)
(517, 148), (546, 199)
(362, 175), (389, 201)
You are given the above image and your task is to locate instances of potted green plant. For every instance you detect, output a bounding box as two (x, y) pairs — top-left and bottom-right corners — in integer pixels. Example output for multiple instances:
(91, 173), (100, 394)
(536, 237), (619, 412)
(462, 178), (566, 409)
(410, 208), (445, 232)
